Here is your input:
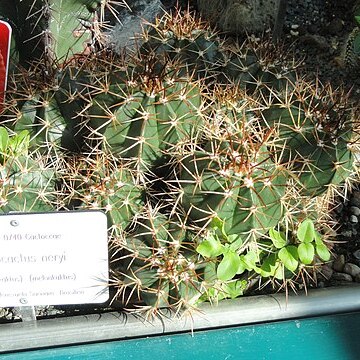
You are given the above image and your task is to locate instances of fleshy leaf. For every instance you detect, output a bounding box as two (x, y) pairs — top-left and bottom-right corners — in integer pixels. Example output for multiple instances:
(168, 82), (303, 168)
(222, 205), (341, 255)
(278, 246), (299, 272)
(260, 253), (278, 277)
(222, 280), (247, 299)
(298, 242), (315, 265)
(0, 127), (9, 153)
(269, 227), (287, 248)
(196, 234), (224, 258)
(297, 219), (315, 243)
(241, 250), (259, 270)
(217, 250), (241, 281)
(316, 242), (331, 262)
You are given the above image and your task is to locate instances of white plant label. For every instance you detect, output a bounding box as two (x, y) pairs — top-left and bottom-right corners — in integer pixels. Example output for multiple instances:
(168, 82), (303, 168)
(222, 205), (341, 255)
(0, 211), (109, 306)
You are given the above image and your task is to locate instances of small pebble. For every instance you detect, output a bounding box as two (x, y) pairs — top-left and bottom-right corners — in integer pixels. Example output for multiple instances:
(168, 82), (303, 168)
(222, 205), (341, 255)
(353, 249), (360, 260)
(320, 265), (333, 280)
(350, 215), (358, 224)
(350, 206), (360, 216)
(333, 254), (345, 272)
(331, 272), (353, 282)
(0, 308), (8, 319)
(340, 230), (353, 238)
(343, 263), (360, 278)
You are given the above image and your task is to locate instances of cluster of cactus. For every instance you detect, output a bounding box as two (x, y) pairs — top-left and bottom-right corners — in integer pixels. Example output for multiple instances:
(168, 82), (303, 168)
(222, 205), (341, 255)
(0, 6), (359, 314)
(140, 9), (296, 94)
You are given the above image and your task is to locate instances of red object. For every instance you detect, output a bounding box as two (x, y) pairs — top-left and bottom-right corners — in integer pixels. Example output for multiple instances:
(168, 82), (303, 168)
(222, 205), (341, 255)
(0, 20), (12, 110)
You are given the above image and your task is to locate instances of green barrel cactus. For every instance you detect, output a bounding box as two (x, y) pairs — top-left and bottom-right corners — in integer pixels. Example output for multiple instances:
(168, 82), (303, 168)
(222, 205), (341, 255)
(140, 10), (226, 78)
(138, 10), (297, 95)
(100, 69), (205, 169)
(59, 155), (144, 231)
(174, 96), (289, 237)
(113, 205), (211, 311)
(256, 82), (355, 197)
(178, 149), (287, 237)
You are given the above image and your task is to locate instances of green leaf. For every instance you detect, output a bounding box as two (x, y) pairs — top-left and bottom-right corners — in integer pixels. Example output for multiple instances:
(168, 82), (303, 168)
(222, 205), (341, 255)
(222, 280), (247, 299)
(260, 253), (278, 277)
(236, 256), (247, 275)
(297, 219), (315, 243)
(241, 250), (259, 270)
(298, 242), (315, 265)
(269, 227), (287, 248)
(211, 217), (227, 239)
(316, 242), (331, 262)
(274, 262), (284, 280)
(211, 216), (224, 230)
(0, 127), (9, 153)
(356, 16), (360, 24)
(196, 234), (224, 258)
(217, 250), (241, 281)
(314, 231), (322, 245)
(229, 235), (243, 251)
(278, 246), (299, 272)
(9, 130), (30, 156)
(227, 234), (240, 243)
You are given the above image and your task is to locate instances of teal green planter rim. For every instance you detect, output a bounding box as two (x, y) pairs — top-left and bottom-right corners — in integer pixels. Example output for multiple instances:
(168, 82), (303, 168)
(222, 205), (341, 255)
(1, 285), (360, 353)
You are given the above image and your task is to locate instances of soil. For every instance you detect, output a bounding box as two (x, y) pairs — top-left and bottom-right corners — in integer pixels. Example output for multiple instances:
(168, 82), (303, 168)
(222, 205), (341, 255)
(283, 0), (360, 99)
(1, 0), (360, 323)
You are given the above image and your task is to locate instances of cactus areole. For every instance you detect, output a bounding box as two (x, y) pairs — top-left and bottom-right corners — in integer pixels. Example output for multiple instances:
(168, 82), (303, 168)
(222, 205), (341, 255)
(0, 20), (11, 108)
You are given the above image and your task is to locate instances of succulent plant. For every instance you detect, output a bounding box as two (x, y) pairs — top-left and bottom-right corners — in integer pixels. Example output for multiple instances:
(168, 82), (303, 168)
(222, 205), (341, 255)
(0, 0), (130, 69)
(111, 203), (212, 313)
(100, 69), (205, 171)
(139, 9), (226, 79)
(59, 154), (144, 231)
(254, 80), (355, 197)
(0, 6), (358, 312)
(177, 147), (287, 238)
(139, 10), (298, 97)
(0, 128), (59, 213)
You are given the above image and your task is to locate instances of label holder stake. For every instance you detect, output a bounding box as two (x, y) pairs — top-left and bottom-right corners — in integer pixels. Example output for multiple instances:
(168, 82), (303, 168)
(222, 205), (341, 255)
(15, 306), (37, 323)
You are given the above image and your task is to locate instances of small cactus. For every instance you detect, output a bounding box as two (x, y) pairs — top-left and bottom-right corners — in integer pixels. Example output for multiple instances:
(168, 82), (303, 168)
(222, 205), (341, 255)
(59, 154), (144, 231)
(111, 203), (211, 313)
(0, 150), (59, 213)
(254, 79), (355, 197)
